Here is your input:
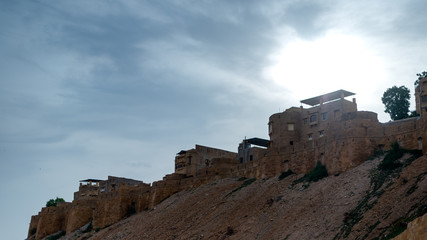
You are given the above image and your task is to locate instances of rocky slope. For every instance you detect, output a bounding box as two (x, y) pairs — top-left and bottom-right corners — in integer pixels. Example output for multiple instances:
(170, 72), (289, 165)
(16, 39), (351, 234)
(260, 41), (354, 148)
(60, 155), (426, 240)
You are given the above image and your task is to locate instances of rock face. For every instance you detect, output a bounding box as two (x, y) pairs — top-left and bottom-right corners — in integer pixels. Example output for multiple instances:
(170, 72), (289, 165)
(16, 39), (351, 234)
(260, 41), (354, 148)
(67, 155), (426, 240)
(393, 213), (427, 240)
(27, 152), (426, 240)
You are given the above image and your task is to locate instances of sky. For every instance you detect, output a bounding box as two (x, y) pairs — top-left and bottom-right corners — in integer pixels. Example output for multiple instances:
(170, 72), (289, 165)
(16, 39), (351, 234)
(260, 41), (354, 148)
(1, 0), (426, 239)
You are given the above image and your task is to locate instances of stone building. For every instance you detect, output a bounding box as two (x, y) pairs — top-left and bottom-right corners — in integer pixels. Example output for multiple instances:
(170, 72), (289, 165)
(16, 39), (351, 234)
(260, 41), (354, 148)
(415, 76), (427, 117)
(266, 85), (426, 175)
(29, 176), (151, 240)
(237, 138), (269, 164)
(175, 144), (237, 176)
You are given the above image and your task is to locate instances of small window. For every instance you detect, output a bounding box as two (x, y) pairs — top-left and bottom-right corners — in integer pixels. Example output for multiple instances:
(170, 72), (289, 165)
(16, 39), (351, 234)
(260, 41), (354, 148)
(188, 156), (192, 165)
(319, 130), (324, 137)
(422, 95), (427, 103)
(310, 114), (317, 123)
(269, 123), (273, 134)
(250, 155), (253, 161)
(288, 123), (295, 131)
(290, 141), (294, 145)
(308, 133), (313, 140)
(303, 118), (308, 124)
(334, 110), (340, 119)
(321, 112), (327, 121)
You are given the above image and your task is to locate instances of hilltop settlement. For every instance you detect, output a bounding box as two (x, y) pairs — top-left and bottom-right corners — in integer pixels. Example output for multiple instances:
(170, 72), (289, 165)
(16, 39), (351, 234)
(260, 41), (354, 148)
(28, 78), (427, 240)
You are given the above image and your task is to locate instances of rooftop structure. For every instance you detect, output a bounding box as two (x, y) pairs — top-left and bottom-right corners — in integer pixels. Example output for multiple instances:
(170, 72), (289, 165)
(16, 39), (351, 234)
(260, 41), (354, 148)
(300, 89), (355, 106)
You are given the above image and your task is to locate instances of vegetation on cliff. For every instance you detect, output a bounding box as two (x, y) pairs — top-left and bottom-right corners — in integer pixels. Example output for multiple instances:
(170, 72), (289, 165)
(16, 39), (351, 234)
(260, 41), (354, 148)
(334, 142), (425, 239)
(45, 197), (65, 207)
(293, 162), (328, 185)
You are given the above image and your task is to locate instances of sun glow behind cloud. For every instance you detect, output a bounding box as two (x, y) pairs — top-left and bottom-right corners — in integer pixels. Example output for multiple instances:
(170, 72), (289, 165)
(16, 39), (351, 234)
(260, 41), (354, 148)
(264, 33), (387, 108)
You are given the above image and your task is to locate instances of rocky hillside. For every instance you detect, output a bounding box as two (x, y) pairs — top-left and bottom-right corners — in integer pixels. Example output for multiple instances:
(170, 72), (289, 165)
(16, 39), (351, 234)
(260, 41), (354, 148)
(59, 154), (426, 240)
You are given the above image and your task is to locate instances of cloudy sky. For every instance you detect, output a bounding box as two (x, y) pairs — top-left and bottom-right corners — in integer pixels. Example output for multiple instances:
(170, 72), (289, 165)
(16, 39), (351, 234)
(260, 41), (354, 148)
(1, 0), (426, 238)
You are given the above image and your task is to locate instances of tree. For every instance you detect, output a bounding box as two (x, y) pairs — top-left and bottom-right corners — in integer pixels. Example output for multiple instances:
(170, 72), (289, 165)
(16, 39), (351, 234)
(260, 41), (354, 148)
(381, 86), (410, 120)
(46, 197), (65, 207)
(415, 71), (427, 85)
(409, 110), (420, 118)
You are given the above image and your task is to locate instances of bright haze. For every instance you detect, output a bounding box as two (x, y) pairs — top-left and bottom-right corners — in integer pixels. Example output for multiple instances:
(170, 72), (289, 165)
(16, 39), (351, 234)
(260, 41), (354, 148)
(1, 1), (426, 239)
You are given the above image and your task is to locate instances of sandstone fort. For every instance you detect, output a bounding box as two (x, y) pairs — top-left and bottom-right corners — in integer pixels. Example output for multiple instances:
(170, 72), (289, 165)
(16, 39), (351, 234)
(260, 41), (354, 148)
(28, 77), (427, 239)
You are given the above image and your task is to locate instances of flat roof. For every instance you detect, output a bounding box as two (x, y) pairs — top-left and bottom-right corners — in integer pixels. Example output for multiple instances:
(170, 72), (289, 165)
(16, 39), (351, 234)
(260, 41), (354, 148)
(300, 89), (355, 106)
(177, 150), (187, 155)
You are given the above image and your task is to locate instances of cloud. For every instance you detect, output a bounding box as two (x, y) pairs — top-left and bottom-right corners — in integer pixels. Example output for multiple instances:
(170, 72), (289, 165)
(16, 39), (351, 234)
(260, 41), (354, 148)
(2, 1), (427, 239)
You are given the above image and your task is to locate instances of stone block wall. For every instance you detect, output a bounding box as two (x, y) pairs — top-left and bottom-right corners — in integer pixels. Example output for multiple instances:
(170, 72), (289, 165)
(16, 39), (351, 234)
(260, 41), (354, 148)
(27, 215), (40, 238)
(66, 199), (97, 233)
(34, 202), (72, 240)
(93, 191), (121, 229)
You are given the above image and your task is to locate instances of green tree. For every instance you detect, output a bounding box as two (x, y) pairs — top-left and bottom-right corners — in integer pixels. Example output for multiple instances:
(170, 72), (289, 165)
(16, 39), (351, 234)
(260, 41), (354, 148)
(415, 71), (427, 85)
(46, 197), (65, 207)
(381, 86), (410, 120)
(409, 110), (420, 118)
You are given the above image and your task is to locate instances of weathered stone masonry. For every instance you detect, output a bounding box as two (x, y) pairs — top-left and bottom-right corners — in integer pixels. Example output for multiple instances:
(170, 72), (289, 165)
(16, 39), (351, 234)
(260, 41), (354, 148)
(28, 78), (427, 239)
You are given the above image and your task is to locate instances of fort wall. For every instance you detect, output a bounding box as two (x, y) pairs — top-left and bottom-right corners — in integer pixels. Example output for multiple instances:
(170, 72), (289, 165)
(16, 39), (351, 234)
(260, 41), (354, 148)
(28, 84), (427, 239)
(66, 199), (97, 233)
(34, 202), (72, 240)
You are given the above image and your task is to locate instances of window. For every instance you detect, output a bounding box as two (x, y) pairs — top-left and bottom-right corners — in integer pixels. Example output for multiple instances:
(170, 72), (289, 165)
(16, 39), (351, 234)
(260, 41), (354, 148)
(288, 123), (295, 131)
(334, 110), (340, 119)
(308, 133), (313, 140)
(319, 130), (324, 137)
(250, 155), (253, 161)
(188, 156), (192, 165)
(422, 95), (427, 103)
(303, 118), (308, 124)
(290, 141), (294, 145)
(322, 112), (327, 121)
(269, 123), (273, 134)
(175, 163), (185, 169)
(310, 114), (317, 123)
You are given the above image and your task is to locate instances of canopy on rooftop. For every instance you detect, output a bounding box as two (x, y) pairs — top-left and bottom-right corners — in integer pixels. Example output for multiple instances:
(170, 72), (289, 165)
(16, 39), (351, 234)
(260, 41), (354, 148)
(300, 89), (355, 106)
(79, 179), (103, 183)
